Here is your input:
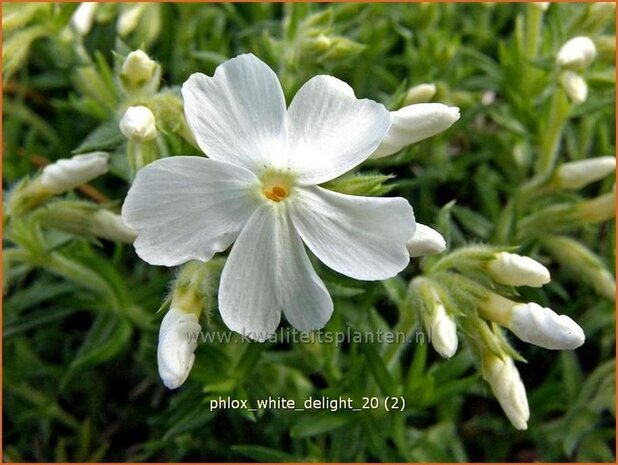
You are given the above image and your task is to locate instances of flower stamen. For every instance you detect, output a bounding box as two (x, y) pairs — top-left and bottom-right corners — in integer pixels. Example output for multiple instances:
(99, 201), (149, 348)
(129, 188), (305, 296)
(262, 171), (293, 203)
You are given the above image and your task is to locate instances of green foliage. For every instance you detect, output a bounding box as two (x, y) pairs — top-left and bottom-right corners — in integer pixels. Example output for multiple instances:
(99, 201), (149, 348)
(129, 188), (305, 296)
(3, 2), (615, 462)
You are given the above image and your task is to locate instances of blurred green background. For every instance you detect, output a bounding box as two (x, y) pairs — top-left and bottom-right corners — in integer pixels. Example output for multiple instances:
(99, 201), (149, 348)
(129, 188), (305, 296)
(3, 2), (615, 462)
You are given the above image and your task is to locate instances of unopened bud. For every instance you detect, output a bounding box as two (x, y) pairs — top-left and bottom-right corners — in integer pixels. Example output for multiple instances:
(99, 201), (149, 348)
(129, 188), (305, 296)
(92, 210), (137, 243)
(555, 156), (616, 190)
(404, 83), (437, 105)
(531, 2), (550, 11)
(543, 235), (615, 301)
(157, 288), (202, 390)
(117, 4), (146, 37)
(406, 223), (447, 257)
(120, 106), (157, 142)
(559, 71), (588, 104)
(427, 303), (458, 359)
(39, 152), (109, 194)
(575, 191), (616, 224)
(482, 352), (529, 430)
(120, 50), (159, 91)
(557, 36), (597, 70)
(71, 2), (98, 36)
(371, 103), (460, 159)
(487, 252), (550, 287)
(509, 302), (585, 350)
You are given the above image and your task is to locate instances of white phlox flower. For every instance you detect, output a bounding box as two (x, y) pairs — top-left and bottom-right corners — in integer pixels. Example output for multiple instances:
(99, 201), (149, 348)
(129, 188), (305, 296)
(157, 307), (201, 389)
(406, 223), (447, 257)
(122, 54), (416, 341)
(39, 152), (109, 194)
(370, 103), (460, 159)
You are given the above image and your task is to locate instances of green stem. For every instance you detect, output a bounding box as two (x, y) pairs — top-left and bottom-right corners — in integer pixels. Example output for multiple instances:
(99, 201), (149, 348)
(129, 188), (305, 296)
(535, 87), (570, 175)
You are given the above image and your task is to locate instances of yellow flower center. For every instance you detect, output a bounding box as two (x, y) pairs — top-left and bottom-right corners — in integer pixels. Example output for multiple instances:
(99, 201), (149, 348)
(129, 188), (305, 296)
(262, 171), (293, 203)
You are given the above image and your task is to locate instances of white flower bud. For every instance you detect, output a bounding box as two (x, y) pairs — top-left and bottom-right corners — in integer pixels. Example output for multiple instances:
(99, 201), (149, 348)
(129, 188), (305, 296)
(559, 71), (588, 104)
(71, 2), (98, 36)
(117, 4), (146, 37)
(531, 2), (550, 11)
(555, 156), (616, 190)
(482, 353), (530, 430)
(427, 304), (458, 359)
(120, 50), (158, 88)
(487, 252), (550, 287)
(370, 103), (460, 159)
(120, 106), (157, 142)
(556, 36), (597, 69)
(92, 210), (137, 243)
(39, 152), (109, 194)
(406, 223), (447, 257)
(157, 307), (202, 390)
(509, 302), (585, 350)
(404, 83), (437, 105)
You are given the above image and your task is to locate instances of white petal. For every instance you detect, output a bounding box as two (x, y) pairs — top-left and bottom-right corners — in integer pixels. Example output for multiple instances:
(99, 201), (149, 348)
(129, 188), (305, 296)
(370, 103), (460, 159)
(406, 223), (447, 257)
(121, 156), (259, 267)
(276, 208), (333, 332)
(218, 204), (333, 339)
(287, 75), (391, 185)
(181, 54), (287, 173)
(218, 205), (281, 341)
(290, 186), (415, 280)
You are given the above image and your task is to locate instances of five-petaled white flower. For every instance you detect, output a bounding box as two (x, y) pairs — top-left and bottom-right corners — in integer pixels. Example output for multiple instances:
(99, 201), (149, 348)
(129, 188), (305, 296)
(122, 54), (416, 341)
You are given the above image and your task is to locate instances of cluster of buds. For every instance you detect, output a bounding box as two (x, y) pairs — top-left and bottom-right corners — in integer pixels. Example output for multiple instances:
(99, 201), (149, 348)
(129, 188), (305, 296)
(411, 247), (586, 430)
(556, 36), (597, 104)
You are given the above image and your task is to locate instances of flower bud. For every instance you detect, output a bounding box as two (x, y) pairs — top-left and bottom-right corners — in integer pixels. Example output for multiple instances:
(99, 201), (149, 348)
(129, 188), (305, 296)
(559, 71), (588, 104)
(543, 236), (615, 301)
(120, 50), (159, 90)
(370, 103), (460, 159)
(556, 36), (597, 70)
(37, 202), (137, 244)
(91, 210), (137, 243)
(120, 106), (157, 142)
(403, 83), (437, 105)
(157, 307), (201, 389)
(39, 152), (109, 194)
(427, 303), (458, 359)
(487, 252), (550, 287)
(482, 353), (529, 430)
(509, 302), (585, 350)
(406, 223), (447, 257)
(71, 2), (98, 36)
(531, 2), (550, 11)
(555, 156), (616, 190)
(117, 4), (146, 37)
(575, 191), (616, 224)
